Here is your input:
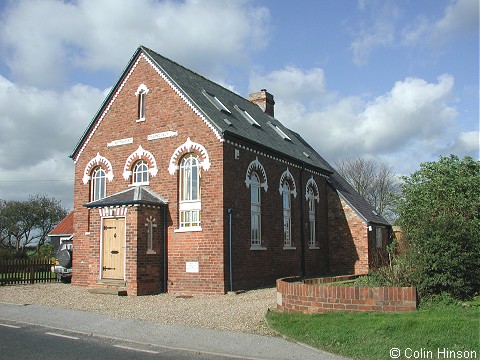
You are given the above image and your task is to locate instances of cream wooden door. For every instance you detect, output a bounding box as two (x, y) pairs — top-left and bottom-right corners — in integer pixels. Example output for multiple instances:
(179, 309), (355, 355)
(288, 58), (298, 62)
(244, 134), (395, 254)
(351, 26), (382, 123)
(102, 218), (125, 280)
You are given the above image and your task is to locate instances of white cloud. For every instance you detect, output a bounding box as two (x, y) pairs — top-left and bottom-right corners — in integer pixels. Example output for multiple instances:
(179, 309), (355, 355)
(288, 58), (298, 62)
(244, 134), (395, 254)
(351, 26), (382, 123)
(0, 0), (270, 88)
(251, 67), (462, 168)
(350, 1), (400, 66)
(444, 131), (480, 157)
(0, 75), (105, 207)
(402, 0), (479, 47)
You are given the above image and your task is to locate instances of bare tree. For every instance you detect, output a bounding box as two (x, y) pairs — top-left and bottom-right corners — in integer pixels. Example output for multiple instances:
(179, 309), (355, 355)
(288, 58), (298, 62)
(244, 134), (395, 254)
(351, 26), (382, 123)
(335, 157), (400, 222)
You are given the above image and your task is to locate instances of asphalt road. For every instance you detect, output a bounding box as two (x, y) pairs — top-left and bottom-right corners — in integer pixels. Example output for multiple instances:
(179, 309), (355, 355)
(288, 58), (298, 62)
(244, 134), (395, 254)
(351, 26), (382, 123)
(0, 321), (232, 360)
(0, 302), (346, 360)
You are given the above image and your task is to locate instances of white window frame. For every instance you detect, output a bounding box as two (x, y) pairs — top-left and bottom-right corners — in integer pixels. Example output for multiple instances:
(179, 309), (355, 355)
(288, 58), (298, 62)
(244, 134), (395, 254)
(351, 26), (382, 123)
(132, 160), (149, 185)
(135, 84), (149, 122)
(91, 167), (106, 201)
(250, 172), (264, 249)
(178, 154), (202, 231)
(307, 187), (318, 249)
(282, 182), (295, 249)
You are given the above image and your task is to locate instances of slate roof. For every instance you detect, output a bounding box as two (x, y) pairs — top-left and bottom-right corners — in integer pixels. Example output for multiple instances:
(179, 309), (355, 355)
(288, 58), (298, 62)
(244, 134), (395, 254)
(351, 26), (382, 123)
(72, 46), (389, 225)
(85, 186), (167, 208)
(48, 211), (74, 236)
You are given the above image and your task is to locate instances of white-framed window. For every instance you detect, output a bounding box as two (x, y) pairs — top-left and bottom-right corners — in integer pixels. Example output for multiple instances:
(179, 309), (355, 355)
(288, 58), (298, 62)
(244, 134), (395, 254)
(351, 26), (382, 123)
(307, 187), (316, 248)
(282, 182), (293, 248)
(135, 84), (149, 122)
(250, 172), (262, 247)
(376, 227), (383, 248)
(179, 154), (201, 229)
(132, 160), (149, 185)
(91, 167), (106, 201)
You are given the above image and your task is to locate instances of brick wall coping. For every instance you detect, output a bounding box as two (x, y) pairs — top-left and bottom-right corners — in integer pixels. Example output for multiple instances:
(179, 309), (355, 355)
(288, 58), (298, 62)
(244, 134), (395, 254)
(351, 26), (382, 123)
(276, 275), (417, 313)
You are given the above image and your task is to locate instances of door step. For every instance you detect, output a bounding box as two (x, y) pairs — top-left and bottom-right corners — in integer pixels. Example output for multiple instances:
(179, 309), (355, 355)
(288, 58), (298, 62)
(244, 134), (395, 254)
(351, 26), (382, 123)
(89, 280), (127, 296)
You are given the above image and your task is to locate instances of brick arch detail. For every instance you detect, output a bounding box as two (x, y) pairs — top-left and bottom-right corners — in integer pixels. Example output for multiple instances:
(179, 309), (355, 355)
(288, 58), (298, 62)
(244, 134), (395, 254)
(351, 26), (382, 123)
(279, 168), (297, 198)
(306, 176), (320, 203)
(168, 137), (211, 175)
(82, 152), (114, 184)
(245, 157), (268, 192)
(123, 145), (158, 180)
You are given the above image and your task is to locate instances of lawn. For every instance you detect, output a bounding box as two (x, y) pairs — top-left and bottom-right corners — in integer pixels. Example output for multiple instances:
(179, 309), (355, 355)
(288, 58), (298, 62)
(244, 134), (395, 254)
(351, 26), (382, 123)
(266, 298), (480, 360)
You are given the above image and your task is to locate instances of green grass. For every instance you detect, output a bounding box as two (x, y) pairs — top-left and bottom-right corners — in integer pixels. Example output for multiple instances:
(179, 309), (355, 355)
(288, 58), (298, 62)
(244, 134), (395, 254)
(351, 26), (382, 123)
(266, 299), (480, 359)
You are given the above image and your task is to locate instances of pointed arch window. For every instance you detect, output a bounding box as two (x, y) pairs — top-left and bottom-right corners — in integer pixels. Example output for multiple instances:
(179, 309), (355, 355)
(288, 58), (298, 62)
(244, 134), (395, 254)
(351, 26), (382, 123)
(281, 181), (294, 249)
(179, 153), (201, 229)
(305, 176), (320, 249)
(250, 172), (262, 248)
(91, 167), (106, 201)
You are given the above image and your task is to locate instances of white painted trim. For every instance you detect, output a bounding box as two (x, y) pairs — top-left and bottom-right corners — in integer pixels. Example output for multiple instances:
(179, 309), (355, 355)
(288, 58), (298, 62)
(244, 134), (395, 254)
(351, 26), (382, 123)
(174, 226), (202, 233)
(168, 137), (211, 175)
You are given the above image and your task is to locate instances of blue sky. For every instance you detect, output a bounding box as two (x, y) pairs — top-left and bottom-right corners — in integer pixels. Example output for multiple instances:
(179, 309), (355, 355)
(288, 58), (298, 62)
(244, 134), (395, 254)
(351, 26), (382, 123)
(0, 0), (478, 210)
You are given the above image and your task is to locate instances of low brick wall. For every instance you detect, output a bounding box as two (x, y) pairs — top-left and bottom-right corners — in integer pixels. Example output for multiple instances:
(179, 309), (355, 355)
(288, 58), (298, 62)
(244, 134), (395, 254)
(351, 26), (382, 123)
(276, 276), (417, 313)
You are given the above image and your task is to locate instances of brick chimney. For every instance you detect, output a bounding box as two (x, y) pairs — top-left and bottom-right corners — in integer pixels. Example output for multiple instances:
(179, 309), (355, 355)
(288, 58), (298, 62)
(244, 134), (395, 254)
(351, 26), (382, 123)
(248, 89), (275, 117)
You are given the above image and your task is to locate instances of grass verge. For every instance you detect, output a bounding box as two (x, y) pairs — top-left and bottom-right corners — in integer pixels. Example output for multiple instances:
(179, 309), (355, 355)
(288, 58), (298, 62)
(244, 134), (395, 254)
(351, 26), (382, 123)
(266, 298), (479, 359)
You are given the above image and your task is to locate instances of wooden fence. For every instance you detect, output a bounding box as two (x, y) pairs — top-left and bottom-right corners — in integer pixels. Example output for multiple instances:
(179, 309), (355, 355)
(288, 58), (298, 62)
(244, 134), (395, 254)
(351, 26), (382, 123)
(0, 258), (57, 285)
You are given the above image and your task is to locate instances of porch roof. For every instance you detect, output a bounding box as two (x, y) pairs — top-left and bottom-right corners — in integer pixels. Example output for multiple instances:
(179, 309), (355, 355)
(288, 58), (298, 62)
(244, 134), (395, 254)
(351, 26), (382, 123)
(84, 186), (168, 208)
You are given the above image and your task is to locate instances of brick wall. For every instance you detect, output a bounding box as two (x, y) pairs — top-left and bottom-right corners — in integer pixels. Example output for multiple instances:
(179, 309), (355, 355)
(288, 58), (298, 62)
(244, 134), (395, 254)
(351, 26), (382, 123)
(276, 276), (417, 313)
(223, 138), (329, 291)
(72, 54), (225, 295)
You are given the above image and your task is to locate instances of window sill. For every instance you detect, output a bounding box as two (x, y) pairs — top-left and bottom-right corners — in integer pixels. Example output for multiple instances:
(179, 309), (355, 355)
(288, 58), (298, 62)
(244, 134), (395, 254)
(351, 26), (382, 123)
(283, 246), (297, 250)
(146, 249), (156, 255)
(250, 245), (267, 251)
(174, 226), (202, 233)
(128, 182), (150, 187)
(309, 246), (320, 250)
(136, 118), (146, 123)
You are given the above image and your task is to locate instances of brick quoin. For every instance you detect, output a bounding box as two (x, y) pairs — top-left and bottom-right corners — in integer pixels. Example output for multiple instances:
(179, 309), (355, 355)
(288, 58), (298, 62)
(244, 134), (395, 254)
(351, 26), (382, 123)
(70, 47), (391, 296)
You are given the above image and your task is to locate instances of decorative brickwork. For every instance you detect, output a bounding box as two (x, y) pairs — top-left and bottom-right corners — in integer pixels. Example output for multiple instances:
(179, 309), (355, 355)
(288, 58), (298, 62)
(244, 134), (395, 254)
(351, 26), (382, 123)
(276, 276), (417, 313)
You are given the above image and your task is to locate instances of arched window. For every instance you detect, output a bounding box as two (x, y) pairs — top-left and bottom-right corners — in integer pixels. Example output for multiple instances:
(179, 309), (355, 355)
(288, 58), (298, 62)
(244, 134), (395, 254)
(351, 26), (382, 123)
(135, 84), (149, 121)
(306, 186), (316, 248)
(251, 172), (262, 247)
(282, 181), (292, 248)
(91, 167), (106, 201)
(179, 154), (201, 229)
(133, 160), (149, 185)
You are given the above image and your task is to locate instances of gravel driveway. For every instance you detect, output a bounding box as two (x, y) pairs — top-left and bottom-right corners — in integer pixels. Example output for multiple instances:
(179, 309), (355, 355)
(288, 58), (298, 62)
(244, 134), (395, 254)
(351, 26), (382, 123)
(0, 283), (277, 335)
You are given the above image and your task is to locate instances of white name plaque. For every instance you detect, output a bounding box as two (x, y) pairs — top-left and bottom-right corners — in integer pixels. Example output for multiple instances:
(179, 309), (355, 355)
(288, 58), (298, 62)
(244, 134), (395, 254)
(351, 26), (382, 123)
(186, 261), (199, 273)
(107, 137), (133, 148)
(148, 131), (178, 141)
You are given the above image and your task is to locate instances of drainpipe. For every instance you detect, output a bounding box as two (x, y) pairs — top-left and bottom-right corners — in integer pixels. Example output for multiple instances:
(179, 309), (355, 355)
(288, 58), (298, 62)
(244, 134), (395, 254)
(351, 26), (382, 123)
(227, 208), (234, 292)
(163, 204), (168, 293)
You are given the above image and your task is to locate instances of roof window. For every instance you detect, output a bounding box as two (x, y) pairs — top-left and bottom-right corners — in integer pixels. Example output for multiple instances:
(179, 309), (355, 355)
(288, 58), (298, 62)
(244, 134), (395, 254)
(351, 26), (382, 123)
(268, 121), (291, 141)
(203, 90), (230, 113)
(234, 105), (261, 127)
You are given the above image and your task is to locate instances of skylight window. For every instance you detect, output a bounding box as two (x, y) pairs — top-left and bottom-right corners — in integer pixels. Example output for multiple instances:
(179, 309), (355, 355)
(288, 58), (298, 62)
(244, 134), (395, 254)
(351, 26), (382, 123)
(234, 105), (261, 127)
(202, 90), (230, 113)
(268, 121), (292, 141)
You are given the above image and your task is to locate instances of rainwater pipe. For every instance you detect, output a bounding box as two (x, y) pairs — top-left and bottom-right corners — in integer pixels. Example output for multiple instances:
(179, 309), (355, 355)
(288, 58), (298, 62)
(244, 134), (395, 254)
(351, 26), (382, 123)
(227, 208), (234, 292)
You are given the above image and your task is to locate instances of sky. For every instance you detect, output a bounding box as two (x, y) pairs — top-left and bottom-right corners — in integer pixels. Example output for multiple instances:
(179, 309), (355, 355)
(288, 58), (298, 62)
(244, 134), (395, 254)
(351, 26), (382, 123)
(0, 0), (478, 211)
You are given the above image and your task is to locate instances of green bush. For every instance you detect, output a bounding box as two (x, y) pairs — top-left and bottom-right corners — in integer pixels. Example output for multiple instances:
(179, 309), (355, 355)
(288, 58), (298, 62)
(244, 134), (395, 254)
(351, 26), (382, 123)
(397, 155), (480, 300)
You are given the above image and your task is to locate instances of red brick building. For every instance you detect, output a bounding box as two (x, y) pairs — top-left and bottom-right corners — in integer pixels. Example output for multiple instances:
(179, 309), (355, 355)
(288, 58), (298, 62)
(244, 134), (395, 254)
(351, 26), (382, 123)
(70, 46), (391, 296)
